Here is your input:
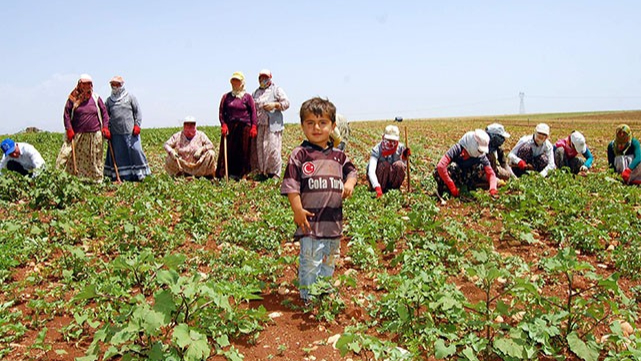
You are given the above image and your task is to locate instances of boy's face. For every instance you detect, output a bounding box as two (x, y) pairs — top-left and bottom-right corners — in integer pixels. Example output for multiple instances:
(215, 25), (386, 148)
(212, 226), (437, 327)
(301, 112), (335, 148)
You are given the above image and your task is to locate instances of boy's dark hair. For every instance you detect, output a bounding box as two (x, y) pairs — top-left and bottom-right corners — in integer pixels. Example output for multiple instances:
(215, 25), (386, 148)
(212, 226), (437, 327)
(299, 97), (336, 124)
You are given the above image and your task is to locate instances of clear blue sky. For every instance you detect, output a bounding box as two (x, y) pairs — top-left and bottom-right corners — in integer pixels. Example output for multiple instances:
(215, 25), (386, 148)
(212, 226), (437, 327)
(1, 1), (640, 134)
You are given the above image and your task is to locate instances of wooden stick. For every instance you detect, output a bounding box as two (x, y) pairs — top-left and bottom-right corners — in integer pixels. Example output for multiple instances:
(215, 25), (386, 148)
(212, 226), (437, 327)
(71, 139), (78, 175)
(224, 136), (229, 182)
(108, 140), (122, 183)
(404, 126), (411, 193)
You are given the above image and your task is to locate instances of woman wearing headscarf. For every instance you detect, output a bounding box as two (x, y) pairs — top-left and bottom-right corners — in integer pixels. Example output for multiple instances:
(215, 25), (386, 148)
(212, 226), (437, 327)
(216, 71), (257, 180)
(434, 129), (498, 198)
(56, 74), (110, 181)
(367, 125), (410, 198)
(251, 69), (290, 180)
(164, 116), (216, 177)
(485, 123), (515, 181)
(104, 76), (151, 181)
(554, 131), (594, 174)
(508, 123), (555, 178)
(607, 124), (641, 185)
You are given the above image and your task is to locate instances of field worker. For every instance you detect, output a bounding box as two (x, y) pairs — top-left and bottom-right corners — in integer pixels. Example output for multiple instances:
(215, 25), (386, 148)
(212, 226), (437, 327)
(554, 131), (594, 174)
(104, 76), (151, 182)
(57, 74), (110, 182)
(434, 129), (498, 198)
(0, 139), (45, 178)
(485, 123), (515, 181)
(329, 114), (350, 151)
(280, 97), (357, 304)
(251, 69), (290, 180)
(367, 125), (410, 197)
(607, 124), (641, 185)
(508, 123), (555, 177)
(216, 71), (257, 180)
(164, 116), (216, 178)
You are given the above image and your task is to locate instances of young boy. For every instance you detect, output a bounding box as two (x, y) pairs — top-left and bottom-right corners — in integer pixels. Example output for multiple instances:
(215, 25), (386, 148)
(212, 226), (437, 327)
(280, 97), (358, 303)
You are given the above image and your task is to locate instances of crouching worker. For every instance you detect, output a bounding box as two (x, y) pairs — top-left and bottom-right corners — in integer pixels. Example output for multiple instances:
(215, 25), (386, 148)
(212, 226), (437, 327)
(367, 125), (410, 197)
(607, 124), (641, 185)
(485, 123), (515, 181)
(281, 97), (357, 304)
(554, 131), (593, 174)
(434, 129), (498, 198)
(509, 123), (555, 177)
(164, 116), (216, 178)
(1, 139), (45, 178)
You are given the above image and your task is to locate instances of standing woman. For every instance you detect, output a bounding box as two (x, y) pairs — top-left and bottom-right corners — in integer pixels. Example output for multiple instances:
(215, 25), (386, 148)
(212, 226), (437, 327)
(252, 69), (290, 180)
(58, 74), (110, 182)
(216, 71), (257, 180)
(104, 76), (151, 181)
(607, 124), (641, 185)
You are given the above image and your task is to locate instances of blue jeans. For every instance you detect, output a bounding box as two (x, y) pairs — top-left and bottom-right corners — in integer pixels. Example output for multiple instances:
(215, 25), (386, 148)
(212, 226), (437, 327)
(298, 237), (340, 301)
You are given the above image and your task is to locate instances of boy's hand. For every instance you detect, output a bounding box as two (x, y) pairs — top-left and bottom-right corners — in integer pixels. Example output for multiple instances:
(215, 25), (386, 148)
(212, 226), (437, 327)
(293, 208), (315, 234)
(342, 181), (355, 199)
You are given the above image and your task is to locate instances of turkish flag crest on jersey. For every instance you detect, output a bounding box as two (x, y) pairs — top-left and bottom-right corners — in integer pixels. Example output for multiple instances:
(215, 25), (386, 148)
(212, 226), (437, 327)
(302, 161), (316, 176)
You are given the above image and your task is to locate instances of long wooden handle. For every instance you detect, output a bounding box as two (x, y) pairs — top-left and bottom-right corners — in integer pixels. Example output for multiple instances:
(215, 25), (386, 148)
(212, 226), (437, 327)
(109, 140), (121, 183)
(404, 126), (411, 193)
(224, 136), (229, 182)
(71, 139), (78, 175)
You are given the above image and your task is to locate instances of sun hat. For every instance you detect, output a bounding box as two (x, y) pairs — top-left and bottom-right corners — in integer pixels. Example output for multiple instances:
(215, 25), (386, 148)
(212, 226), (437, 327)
(474, 129), (490, 154)
(485, 123), (510, 138)
(570, 131), (587, 154)
(258, 69), (272, 78)
(383, 125), (400, 141)
(79, 74), (93, 83)
(109, 75), (124, 84)
(182, 116), (197, 124)
(1, 139), (16, 156)
(535, 123), (550, 136)
(231, 71), (245, 81)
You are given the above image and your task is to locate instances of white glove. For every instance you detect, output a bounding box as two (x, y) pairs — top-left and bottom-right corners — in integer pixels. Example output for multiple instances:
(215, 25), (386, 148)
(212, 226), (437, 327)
(263, 102), (277, 111)
(194, 148), (203, 159)
(171, 150), (180, 159)
(579, 165), (588, 172)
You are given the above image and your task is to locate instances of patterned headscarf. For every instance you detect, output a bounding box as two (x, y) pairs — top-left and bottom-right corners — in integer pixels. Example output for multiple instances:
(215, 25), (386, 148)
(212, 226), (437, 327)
(68, 77), (93, 109)
(230, 72), (246, 98)
(614, 124), (632, 155)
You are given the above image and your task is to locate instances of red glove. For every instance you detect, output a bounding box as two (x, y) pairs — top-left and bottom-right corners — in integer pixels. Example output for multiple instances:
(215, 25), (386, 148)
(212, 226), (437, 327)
(249, 125), (258, 138)
(622, 168), (632, 183)
(375, 186), (383, 198)
(402, 147), (411, 160)
(102, 127), (111, 140)
(489, 189), (498, 197)
(66, 128), (75, 141)
(518, 160), (526, 170)
(132, 125), (141, 136)
(221, 124), (229, 136)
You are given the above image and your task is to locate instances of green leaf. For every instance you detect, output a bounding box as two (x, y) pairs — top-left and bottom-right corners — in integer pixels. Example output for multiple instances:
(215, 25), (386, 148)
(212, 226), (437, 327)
(216, 334), (230, 348)
(73, 284), (97, 301)
(567, 332), (599, 361)
(494, 337), (524, 358)
(163, 253), (187, 269)
(172, 323), (191, 348)
(397, 303), (409, 322)
(434, 339), (456, 358)
(153, 289), (177, 322)
(157, 269), (180, 286)
(461, 346), (480, 361)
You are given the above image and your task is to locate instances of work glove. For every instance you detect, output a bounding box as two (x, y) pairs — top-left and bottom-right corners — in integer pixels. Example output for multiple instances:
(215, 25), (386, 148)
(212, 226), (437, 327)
(249, 125), (258, 138)
(102, 127), (111, 140)
(445, 179), (459, 197)
(263, 102), (276, 111)
(66, 128), (75, 141)
(221, 124), (229, 137)
(194, 148), (203, 160)
(579, 165), (588, 173)
(517, 160), (526, 170)
(375, 186), (383, 198)
(621, 168), (632, 183)
(489, 188), (499, 197)
(171, 150), (180, 159)
(402, 147), (411, 160)
(133, 125), (141, 136)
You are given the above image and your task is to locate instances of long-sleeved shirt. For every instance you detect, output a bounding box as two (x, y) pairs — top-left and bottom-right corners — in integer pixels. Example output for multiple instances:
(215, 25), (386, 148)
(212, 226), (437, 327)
(252, 83), (290, 132)
(436, 143), (497, 191)
(63, 95), (109, 133)
(219, 92), (257, 127)
(106, 92), (141, 135)
(164, 131), (214, 164)
(554, 136), (594, 168)
(0, 143), (45, 175)
(367, 141), (407, 189)
(607, 137), (641, 170)
(508, 135), (556, 177)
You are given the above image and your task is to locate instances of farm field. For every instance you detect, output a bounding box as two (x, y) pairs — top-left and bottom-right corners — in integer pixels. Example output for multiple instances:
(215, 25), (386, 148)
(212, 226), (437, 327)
(1, 110), (641, 361)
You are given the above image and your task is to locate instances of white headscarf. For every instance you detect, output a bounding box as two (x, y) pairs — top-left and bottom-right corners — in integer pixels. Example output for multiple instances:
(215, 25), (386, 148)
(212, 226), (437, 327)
(458, 130), (489, 158)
